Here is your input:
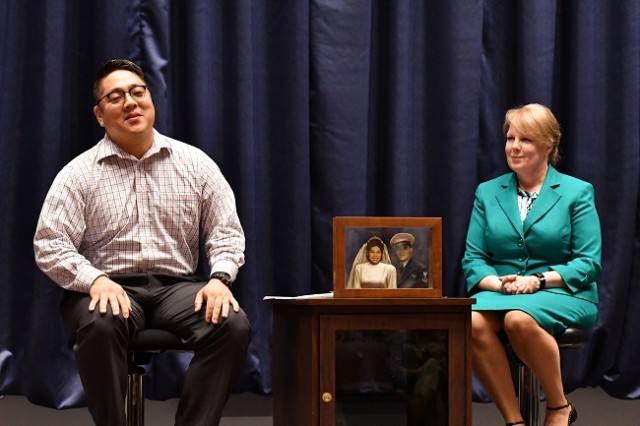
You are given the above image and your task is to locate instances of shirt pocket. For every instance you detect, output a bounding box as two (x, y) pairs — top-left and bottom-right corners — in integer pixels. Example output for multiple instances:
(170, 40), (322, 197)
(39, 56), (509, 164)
(152, 192), (200, 233)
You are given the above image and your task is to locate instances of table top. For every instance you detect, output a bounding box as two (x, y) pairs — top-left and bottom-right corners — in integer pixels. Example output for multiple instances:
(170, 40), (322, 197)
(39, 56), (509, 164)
(266, 294), (475, 307)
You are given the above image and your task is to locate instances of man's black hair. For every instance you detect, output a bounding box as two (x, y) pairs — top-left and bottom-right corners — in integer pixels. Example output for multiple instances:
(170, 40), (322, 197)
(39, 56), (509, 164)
(93, 59), (145, 102)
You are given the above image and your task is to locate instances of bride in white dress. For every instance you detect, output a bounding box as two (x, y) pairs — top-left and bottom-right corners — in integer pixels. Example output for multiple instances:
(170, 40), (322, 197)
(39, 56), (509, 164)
(347, 236), (397, 289)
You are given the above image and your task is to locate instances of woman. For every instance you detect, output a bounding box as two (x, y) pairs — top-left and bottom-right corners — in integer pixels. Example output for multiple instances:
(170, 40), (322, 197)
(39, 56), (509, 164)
(347, 236), (397, 289)
(462, 104), (601, 426)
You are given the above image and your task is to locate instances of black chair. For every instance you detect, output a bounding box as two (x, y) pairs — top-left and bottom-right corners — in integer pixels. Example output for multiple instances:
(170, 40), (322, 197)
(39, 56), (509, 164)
(126, 329), (188, 426)
(509, 327), (588, 426)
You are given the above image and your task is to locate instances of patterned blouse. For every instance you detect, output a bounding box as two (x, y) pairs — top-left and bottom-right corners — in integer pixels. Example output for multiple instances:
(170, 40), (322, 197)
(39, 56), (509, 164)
(517, 188), (539, 223)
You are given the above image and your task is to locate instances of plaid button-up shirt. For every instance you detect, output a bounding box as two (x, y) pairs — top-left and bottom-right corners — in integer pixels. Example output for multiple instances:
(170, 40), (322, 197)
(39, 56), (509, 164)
(34, 130), (245, 293)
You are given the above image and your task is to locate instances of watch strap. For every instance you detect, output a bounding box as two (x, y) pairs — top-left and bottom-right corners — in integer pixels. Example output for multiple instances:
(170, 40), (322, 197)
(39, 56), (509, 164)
(211, 271), (232, 288)
(533, 272), (546, 289)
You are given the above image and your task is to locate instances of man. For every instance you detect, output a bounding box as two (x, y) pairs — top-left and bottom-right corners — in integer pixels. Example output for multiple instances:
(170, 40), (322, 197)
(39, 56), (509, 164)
(33, 59), (250, 426)
(390, 232), (429, 288)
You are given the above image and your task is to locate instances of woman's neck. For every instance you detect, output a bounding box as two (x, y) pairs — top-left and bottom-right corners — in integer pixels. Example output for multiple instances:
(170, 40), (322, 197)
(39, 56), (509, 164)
(517, 166), (548, 193)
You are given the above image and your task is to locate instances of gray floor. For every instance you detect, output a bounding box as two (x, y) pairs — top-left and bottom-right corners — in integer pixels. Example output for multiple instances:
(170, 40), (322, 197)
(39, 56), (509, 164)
(1, 386), (638, 425)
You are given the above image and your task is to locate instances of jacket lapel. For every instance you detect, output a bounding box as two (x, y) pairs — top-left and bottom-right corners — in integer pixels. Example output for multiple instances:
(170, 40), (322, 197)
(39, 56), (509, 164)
(495, 174), (524, 238)
(523, 166), (562, 234)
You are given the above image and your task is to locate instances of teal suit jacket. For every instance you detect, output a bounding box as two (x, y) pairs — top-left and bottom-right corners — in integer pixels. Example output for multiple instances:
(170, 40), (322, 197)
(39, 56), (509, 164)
(462, 165), (601, 304)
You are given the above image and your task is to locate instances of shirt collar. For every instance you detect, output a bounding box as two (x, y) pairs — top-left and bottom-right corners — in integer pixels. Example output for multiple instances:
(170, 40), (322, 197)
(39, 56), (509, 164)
(96, 129), (172, 163)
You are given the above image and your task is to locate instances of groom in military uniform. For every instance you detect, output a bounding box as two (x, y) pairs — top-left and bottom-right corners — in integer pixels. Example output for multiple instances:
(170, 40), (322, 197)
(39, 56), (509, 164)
(390, 233), (429, 288)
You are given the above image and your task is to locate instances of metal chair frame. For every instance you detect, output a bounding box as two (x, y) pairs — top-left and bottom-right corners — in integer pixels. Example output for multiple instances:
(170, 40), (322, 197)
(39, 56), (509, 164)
(126, 329), (188, 426)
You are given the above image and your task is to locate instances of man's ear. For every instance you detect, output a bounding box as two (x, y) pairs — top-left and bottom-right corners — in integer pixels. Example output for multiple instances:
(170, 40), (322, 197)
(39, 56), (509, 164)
(93, 105), (105, 127)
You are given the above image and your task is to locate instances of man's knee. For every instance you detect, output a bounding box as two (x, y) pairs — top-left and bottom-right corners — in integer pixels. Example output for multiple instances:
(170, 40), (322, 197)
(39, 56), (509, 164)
(223, 309), (251, 349)
(197, 309), (251, 352)
(75, 311), (129, 343)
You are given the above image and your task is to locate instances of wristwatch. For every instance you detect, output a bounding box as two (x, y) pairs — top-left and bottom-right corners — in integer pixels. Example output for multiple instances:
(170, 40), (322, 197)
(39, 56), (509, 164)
(533, 272), (546, 290)
(211, 271), (232, 288)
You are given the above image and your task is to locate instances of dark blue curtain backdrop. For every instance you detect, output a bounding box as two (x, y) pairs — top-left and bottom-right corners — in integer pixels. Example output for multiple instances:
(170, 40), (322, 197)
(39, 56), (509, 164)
(1, 0), (639, 409)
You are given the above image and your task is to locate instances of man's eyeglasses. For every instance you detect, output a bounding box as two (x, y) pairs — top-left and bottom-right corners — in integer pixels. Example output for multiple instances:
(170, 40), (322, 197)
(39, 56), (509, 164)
(95, 84), (147, 106)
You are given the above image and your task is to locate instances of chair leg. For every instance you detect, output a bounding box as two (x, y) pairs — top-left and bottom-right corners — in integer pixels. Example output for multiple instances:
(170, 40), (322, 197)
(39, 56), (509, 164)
(518, 365), (540, 426)
(126, 366), (146, 426)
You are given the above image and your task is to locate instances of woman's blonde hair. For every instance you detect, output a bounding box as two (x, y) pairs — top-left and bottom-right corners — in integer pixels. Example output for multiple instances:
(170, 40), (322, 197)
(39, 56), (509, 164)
(503, 103), (562, 165)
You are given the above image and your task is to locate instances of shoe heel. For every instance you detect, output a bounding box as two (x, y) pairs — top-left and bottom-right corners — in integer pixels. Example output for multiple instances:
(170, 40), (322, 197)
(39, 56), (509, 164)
(547, 401), (577, 425)
(568, 402), (577, 425)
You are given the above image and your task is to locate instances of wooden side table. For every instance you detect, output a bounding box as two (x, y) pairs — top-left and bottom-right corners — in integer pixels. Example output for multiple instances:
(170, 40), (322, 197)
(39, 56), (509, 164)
(270, 297), (474, 425)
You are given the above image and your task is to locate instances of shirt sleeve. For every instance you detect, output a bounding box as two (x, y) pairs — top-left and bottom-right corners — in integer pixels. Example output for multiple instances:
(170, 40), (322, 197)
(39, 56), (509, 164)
(461, 185), (500, 292)
(549, 183), (602, 293)
(33, 166), (106, 293)
(388, 265), (397, 288)
(199, 157), (245, 283)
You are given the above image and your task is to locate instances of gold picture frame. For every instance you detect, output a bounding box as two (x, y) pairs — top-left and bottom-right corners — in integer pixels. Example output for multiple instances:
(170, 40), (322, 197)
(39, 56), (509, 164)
(333, 216), (443, 298)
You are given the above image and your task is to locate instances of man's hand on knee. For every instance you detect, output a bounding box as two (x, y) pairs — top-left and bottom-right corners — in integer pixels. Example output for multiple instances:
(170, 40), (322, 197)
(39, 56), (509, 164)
(195, 279), (240, 324)
(88, 276), (132, 318)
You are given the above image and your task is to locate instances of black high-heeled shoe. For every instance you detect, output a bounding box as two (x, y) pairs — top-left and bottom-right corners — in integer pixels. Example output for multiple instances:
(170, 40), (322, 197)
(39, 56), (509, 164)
(547, 401), (578, 425)
(505, 421), (525, 426)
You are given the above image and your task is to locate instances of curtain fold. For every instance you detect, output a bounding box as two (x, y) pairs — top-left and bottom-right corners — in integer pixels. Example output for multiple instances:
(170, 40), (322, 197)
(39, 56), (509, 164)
(1, 0), (639, 408)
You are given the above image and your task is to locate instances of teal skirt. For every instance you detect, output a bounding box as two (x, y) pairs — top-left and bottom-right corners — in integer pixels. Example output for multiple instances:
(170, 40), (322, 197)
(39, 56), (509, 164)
(471, 289), (598, 335)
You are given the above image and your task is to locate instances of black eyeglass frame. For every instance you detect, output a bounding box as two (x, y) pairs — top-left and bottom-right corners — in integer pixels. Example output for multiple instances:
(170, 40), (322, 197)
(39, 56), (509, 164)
(95, 84), (147, 106)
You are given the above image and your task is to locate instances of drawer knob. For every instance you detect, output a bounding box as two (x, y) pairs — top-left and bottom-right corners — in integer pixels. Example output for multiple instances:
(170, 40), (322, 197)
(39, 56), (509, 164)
(321, 392), (333, 403)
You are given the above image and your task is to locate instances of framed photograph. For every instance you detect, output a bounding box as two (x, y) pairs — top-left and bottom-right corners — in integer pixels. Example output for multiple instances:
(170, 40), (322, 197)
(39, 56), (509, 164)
(333, 216), (442, 298)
